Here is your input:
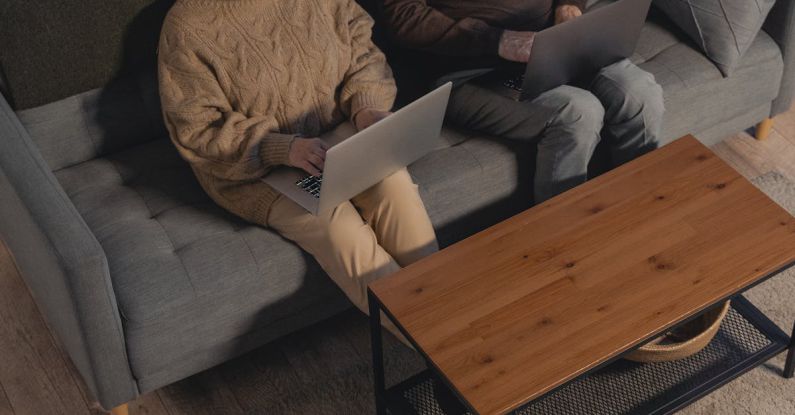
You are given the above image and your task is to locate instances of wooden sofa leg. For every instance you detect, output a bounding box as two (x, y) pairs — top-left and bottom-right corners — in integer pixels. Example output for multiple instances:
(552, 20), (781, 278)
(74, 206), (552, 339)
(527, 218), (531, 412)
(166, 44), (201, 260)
(756, 118), (774, 140)
(110, 403), (129, 415)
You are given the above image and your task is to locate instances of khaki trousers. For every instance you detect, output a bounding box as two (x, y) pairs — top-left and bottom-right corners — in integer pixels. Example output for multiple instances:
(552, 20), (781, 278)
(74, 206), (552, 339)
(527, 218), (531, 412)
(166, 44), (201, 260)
(266, 168), (438, 341)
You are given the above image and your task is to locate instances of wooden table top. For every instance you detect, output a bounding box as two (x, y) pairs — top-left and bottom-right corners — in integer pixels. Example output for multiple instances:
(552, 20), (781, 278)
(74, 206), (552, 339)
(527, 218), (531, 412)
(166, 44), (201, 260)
(369, 136), (795, 415)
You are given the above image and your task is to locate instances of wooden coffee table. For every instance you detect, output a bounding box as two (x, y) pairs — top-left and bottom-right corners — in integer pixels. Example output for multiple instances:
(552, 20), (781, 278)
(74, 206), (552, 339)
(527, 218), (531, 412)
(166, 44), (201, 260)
(368, 136), (795, 415)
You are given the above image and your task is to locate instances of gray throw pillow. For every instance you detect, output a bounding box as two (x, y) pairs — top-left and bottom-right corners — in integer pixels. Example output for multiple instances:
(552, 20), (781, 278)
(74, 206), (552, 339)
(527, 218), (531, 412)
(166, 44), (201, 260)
(653, 0), (776, 77)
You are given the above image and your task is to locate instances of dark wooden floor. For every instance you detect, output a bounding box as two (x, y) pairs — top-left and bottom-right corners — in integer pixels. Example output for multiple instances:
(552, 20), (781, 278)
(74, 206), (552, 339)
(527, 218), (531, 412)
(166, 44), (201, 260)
(1, 109), (795, 415)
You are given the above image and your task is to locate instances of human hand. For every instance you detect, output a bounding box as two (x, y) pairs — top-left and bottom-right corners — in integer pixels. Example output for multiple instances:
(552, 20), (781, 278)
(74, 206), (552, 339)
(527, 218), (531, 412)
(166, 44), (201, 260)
(555, 5), (582, 25)
(498, 30), (536, 63)
(354, 109), (392, 131)
(288, 137), (328, 176)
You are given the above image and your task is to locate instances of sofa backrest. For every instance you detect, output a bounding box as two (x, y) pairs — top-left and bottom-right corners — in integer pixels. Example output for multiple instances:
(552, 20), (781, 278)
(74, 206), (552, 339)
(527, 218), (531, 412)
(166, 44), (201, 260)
(0, 0), (386, 172)
(15, 74), (166, 171)
(1, 0), (174, 171)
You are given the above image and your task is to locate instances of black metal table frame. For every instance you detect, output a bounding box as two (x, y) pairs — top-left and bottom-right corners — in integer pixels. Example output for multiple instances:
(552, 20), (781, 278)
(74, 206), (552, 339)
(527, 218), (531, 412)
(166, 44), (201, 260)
(368, 261), (795, 415)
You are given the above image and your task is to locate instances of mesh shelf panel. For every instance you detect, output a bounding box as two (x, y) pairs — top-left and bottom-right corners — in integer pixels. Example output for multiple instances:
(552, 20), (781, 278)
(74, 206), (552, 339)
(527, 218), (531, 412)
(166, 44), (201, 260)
(389, 303), (786, 415)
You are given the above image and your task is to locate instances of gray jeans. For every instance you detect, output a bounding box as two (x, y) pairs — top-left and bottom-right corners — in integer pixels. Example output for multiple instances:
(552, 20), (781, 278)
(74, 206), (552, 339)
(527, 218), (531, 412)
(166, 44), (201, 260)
(446, 59), (665, 203)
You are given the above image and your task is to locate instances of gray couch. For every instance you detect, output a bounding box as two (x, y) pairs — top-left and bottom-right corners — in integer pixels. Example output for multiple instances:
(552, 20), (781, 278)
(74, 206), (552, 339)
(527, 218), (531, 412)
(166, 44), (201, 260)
(1, 0), (793, 411)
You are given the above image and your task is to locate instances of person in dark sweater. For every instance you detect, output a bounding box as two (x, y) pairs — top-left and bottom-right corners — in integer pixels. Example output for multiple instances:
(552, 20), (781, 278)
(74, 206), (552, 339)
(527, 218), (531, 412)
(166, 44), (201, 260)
(381, 0), (665, 202)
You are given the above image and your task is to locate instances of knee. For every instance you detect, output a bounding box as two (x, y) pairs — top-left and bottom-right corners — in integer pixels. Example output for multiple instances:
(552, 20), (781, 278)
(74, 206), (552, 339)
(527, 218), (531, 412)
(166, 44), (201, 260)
(547, 86), (605, 138)
(376, 168), (416, 194)
(303, 203), (364, 251)
(357, 168), (418, 205)
(593, 60), (665, 124)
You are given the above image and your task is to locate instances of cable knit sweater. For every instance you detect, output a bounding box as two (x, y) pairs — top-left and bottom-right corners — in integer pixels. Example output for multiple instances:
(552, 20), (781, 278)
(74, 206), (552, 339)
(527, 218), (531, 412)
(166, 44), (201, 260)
(158, 0), (397, 224)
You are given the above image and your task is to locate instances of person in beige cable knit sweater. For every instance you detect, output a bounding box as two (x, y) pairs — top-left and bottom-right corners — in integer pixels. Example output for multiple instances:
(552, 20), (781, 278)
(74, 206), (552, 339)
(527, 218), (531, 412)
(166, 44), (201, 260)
(157, 0), (438, 341)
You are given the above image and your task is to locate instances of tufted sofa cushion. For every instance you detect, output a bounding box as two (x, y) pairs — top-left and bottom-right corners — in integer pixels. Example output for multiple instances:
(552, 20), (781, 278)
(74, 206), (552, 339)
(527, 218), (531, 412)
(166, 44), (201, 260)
(26, 105), (531, 391)
(49, 137), (345, 387)
(651, 0), (776, 76)
(631, 6), (783, 145)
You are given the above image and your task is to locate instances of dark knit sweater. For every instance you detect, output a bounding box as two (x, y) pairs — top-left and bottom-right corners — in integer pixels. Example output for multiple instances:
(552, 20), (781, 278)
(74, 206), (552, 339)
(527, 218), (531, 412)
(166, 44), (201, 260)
(381, 0), (588, 83)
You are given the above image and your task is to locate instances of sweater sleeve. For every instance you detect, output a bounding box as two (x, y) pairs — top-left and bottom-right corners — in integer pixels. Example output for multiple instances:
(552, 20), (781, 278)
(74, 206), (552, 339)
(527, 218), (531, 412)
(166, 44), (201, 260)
(381, 0), (504, 56)
(338, 0), (398, 121)
(158, 23), (295, 182)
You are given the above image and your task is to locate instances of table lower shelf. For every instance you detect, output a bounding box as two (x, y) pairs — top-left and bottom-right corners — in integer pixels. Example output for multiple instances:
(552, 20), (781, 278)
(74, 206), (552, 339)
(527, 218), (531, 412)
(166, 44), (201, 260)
(386, 296), (790, 415)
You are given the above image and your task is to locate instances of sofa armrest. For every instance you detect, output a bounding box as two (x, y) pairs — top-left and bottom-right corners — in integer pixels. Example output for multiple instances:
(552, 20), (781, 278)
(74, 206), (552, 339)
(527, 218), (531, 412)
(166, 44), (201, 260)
(764, 0), (795, 116)
(0, 94), (137, 408)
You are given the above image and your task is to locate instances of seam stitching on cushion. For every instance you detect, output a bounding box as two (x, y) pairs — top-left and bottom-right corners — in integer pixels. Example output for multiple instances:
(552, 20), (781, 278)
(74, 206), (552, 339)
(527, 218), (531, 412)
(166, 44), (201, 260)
(236, 229), (264, 277)
(654, 41), (682, 60)
(106, 157), (197, 296)
(52, 136), (171, 174)
(76, 94), (102, 159)
(461, 144), (485, 173)
(636, 35), (681, 65)
(717, 0), (742, 55)
(686, 0), (710, 56)
(149, 201), (214, 220)
(56, 170), (119, 200)
(172, 231), (235, 253)
(652, 53), (688, 87)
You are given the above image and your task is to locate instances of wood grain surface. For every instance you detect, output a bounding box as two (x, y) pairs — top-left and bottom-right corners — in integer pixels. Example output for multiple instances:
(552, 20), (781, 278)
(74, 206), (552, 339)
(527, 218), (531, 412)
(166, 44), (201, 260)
(370, 136), (795, 415)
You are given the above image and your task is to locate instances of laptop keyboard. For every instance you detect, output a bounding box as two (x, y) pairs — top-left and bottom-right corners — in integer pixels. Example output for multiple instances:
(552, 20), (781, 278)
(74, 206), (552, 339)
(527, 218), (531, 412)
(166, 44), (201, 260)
(503, 75), (525, 92)
(295, 175), (323, 198)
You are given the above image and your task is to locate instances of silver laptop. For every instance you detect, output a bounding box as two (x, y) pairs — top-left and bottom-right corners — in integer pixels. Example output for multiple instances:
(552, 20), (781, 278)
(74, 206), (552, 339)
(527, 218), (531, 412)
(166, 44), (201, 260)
(262, 82), (452, 215)
(491, 0), (652, 101)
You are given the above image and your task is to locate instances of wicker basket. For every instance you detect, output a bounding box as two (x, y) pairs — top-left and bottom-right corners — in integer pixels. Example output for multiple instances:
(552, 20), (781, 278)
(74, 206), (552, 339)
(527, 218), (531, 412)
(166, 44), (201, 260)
(625, 301), (731, 363)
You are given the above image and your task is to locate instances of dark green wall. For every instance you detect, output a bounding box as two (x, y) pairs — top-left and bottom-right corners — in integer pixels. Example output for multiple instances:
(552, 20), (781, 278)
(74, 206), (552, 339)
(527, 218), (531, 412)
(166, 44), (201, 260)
(0, 0), (174, 110)
(0, 0), (388, 110)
